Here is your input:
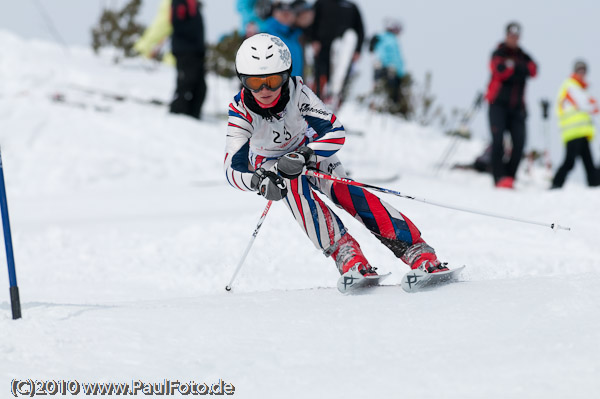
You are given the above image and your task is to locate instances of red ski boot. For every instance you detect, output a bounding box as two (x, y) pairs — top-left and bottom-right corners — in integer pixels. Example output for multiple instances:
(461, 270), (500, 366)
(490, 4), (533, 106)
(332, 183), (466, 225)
(496, 177), (515, 189)
(331, 233), (377, 276)
(333, 234), (386, 293)
(411, 253), (449, 274)
(402, 240), (449, 274)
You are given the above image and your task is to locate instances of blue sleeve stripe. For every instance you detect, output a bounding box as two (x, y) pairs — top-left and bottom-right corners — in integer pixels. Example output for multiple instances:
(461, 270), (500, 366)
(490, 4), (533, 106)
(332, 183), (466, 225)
(304, 115), (333, 137)
(228, 110), (250, 123)
(314, 149), (337, 158)
(228, 122), (252, 134)
(231, 142), (251, 172)
(301, 176), (322, 248)
(225, 171), (233, 187)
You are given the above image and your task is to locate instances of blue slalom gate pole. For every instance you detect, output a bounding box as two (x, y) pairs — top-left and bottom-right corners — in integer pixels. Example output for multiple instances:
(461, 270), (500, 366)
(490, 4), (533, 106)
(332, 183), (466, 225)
(0, 147), (21, 319)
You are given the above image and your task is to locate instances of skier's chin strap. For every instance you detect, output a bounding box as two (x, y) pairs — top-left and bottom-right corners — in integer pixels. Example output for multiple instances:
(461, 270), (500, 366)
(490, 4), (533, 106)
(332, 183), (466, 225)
(243, 80), (290, 120)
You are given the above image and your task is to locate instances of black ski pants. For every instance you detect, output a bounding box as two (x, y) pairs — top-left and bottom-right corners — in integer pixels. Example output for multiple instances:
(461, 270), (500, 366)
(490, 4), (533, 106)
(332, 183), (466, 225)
(552, 137), (599, 188)
(488, 103), (526, 183)
(314, 41), (332, 98)
(374, 67), (402, 107)
(170, 53), (206, 120)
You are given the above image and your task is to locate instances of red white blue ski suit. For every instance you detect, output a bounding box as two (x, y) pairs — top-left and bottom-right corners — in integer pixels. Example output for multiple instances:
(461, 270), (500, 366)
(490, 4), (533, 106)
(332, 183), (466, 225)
(224, 77), (432, 269)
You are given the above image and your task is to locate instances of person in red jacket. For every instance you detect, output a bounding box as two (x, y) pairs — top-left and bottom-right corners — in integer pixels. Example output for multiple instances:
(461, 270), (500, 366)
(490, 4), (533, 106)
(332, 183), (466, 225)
(485, 22), (537, 189)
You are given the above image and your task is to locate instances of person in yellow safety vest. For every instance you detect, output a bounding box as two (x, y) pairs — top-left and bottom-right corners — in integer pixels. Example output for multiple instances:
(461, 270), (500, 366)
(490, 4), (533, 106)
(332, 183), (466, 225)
(133, 0), (176, 66)
(551, 60), (600, 188)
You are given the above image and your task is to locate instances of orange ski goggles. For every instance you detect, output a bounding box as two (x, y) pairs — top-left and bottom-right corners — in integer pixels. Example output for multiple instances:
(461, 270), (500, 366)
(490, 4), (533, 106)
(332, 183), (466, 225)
(240, 72), (289, 92)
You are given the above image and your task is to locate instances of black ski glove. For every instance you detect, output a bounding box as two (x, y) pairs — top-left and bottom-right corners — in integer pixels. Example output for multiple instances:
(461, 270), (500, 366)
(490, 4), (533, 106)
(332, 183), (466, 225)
(277, 146), (316, 180)
(251, 168), (288, 201)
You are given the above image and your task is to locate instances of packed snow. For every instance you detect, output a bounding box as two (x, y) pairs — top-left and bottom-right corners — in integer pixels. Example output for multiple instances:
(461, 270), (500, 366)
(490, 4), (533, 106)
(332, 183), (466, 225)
(1, 31), (599, 398)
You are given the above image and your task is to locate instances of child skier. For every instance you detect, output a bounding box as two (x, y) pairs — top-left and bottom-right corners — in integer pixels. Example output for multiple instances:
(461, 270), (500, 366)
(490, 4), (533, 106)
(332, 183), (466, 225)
(224, 33), (448, 286)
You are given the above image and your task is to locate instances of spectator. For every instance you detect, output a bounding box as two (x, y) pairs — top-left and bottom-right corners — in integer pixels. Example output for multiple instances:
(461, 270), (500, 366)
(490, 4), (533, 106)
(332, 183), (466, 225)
(133, 0), (175, 65)
(292, 0), (315, 35)
(371, 18), (405, 114)
(310, 0), (364, 103)
(262, 1), (304, 77)
(551, 60), (599, 188)
(237, 0), (271, 38)
(291, 0), (316, 78)
(170, 0), (206, 120)
(485, 22), (537, 189)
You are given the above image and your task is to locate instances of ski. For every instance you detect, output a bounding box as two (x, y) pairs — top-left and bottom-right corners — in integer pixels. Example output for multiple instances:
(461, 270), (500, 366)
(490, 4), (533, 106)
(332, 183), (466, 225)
(328, 29), (358, 111)
(401, 266), (466, 293)
(337, 270), (391, 294)
(68, 85), (168, 107)
(50, 93), (112, 113)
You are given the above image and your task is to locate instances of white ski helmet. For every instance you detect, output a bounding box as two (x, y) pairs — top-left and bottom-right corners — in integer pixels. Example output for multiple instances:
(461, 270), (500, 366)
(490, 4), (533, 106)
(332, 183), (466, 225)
(235, 33), (292, 76)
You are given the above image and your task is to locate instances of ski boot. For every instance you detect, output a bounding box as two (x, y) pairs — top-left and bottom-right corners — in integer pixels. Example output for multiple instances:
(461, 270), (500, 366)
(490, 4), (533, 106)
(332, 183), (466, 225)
(332, 233), (376, 276)
(411, 253), (450, 274)
(332, 234), (384, 293)
(496, 176), (515, 189)
(402, 241), (449, 274)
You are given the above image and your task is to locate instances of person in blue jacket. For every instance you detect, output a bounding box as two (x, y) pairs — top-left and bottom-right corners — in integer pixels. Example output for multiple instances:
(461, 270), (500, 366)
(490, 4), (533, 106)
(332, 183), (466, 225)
(237, 0), (274, 37)
(372, 18), (405, 112)
(262, 1), (305, 77)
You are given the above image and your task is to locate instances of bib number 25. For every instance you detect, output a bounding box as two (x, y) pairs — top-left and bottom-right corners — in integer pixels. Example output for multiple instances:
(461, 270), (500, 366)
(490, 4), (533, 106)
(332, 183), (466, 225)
(273, 130), (291, 143)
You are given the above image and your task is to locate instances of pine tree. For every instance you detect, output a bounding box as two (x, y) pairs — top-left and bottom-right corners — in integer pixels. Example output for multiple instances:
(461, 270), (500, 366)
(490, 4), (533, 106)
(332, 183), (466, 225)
(91, 0), (146, 63)
(206, 31), (245, 79)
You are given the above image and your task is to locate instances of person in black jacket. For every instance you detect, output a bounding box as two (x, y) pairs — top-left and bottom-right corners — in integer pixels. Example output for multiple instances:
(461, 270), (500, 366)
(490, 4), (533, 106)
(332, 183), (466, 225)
(310, 0), (364, 103)
(170, 0), (206, 119)
(485, 22), (537, 188)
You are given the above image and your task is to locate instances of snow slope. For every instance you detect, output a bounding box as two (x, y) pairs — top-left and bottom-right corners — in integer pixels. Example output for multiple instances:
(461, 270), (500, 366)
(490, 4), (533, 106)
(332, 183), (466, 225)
(1, 32), (599, 398)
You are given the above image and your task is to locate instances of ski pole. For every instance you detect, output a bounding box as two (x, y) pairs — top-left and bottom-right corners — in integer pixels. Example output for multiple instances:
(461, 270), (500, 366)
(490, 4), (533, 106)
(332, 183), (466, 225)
(541, 99), (553, 171)
(435, 135), (461, 175)
(435, 92), (484, 175)
(225, 200), (273, 292)
(306, 170), (570, 231)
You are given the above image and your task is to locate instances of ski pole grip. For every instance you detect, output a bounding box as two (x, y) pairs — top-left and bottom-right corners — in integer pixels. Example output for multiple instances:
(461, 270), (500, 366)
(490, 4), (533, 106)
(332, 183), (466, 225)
(551, 223), (571, 232)
(541, 99), (550, 119)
